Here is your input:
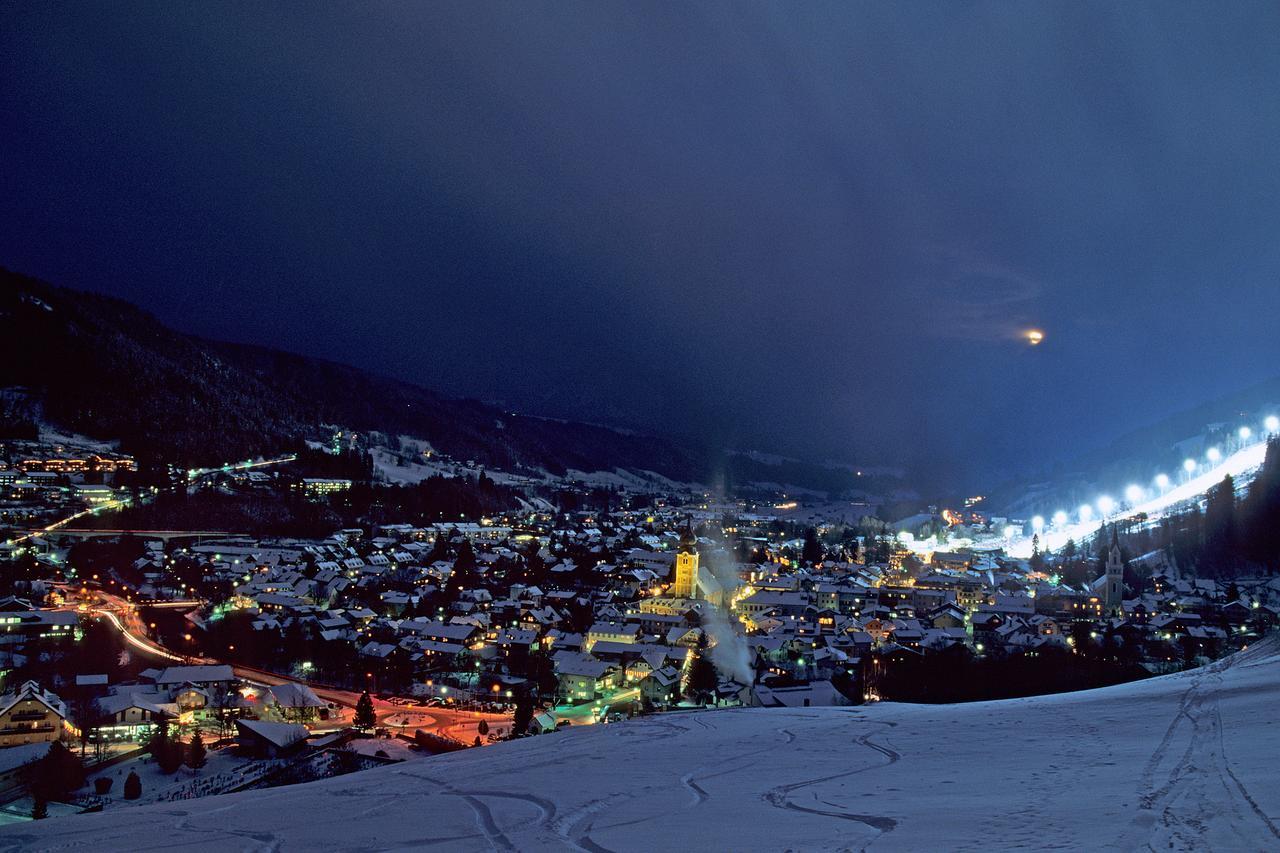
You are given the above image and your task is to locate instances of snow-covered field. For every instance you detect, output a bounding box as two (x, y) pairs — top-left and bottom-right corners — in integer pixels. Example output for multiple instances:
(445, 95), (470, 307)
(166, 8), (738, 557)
(5, 642), (1279, 851)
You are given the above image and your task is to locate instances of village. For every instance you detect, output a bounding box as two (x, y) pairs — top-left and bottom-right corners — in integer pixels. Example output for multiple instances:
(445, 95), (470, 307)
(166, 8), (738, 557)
(1, 428), (1278, 822)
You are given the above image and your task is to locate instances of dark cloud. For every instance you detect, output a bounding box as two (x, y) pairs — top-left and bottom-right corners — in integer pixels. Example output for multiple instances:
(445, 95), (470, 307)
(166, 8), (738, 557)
(3, 2), (1280, 488)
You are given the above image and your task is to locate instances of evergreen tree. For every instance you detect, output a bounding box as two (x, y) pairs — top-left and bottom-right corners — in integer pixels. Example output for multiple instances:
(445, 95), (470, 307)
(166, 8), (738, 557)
(477, 719), (489, 736)
(1029, 534), (1046, 573)
(687, 632), (718, 705)
(1242, 437), (1280, 566)
(354, 690), (377, 730)
(801, 527), (823, 565)
(123, 770), (142, 800)
(26, 741), (85, 802)
(512, 693), (534, 736)
(1204, 474), (1238, 576)
(187, 731), (207, 769)
(147, 721), (168, 764)
(152, 721), (182, 774)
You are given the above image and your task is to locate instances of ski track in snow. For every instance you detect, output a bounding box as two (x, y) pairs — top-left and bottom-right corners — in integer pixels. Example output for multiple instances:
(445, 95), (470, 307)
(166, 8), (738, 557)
(5, 640), (1280, 852)
(1121, 646), (1280, 852)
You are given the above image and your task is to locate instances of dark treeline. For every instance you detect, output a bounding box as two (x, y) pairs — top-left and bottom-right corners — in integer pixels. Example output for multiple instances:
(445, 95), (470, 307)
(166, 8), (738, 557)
(83, 472), (521, 537)
(870, 644), (1150, 704)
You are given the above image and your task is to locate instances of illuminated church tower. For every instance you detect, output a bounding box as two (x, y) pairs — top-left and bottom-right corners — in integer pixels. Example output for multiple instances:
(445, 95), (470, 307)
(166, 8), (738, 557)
(1103, 544), (1124, 616)
(673, 523), (700, 598)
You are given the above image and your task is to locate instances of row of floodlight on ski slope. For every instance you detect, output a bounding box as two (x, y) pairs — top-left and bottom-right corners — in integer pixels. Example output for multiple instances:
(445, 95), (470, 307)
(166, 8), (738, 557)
(1018, 415), (1280, 536)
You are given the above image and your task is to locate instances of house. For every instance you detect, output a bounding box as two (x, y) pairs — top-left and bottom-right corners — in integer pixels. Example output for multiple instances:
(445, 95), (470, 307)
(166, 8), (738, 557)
(236, 719), (310, 758)
(752, 679), (850, 708)
(553, 653), (619, 702)
(928, 603), (968, 630)
(266, 683), (326, 722)
(639, 665), (682, 706)
(145, 665), (237, 693)
(583, 622), (639, 652)
(0, 681), (70, 747)
(0, 609), (79, 646)
(529, 711), (557, 734)
(93, 690), (175, 742)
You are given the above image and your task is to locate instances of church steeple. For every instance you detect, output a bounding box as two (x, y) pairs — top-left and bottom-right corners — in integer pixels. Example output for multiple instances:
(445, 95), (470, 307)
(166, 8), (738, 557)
(679, 520), (697, 550)
(673, 519), (700, 598)
(1103, 542), (1124, 616)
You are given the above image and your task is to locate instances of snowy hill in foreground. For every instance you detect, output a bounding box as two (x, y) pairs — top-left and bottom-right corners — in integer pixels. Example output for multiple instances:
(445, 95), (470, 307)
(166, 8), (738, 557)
(6, 644), (1280, 852)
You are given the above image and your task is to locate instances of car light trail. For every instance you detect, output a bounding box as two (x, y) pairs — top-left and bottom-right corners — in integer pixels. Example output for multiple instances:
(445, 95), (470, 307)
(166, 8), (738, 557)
(97, 609), (186, 661)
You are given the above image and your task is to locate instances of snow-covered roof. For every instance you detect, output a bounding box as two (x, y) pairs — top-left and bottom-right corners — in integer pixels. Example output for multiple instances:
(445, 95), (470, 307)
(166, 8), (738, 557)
(236, 719), (310, 749)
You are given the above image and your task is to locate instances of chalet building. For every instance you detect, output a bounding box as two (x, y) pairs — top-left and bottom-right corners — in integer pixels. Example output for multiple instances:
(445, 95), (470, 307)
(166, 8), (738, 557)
(583, 621), (639, 652)
(553, 652), (619, 701)
(0, 681), (70, 747)
(93, 691), (174, 742)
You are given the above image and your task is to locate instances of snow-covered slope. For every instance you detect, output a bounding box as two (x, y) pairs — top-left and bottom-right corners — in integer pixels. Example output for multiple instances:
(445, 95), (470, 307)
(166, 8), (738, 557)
(7, 643), (1280, 851)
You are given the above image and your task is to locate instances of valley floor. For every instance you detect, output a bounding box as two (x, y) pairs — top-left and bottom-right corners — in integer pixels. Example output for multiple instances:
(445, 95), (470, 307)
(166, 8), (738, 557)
(4, 641), (1279, 851)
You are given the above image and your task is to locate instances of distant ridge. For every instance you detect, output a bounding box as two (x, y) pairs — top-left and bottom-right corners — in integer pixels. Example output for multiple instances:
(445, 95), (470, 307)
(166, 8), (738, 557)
(0, 268), (884, 496)
(0, 267), (698, 477)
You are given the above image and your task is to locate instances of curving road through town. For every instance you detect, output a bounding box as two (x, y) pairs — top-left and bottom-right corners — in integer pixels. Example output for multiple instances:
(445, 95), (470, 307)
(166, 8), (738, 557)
(84, 587), (510, 743)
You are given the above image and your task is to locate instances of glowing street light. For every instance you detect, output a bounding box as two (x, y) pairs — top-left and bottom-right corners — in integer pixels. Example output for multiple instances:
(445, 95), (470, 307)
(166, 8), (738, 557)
(1239, 426), (1252, 441)
(1183, 458), (1197, 474)
(1002, 525), (1018, 539)
(1207, 447), (1222, 463)
(1031, 515), (1045, 533)
(1124, 484), (1144, 504)
(1266, 415), (1280, 433)
(1078, 504), (1093, 522)
(1155, 473), (1170, 490)
(1097, 495), (1115, 516)
(1052, 510), (1068, 527)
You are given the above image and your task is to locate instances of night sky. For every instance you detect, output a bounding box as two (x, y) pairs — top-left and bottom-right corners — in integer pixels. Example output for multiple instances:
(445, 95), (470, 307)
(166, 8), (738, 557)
(4, 2), (1280, 486)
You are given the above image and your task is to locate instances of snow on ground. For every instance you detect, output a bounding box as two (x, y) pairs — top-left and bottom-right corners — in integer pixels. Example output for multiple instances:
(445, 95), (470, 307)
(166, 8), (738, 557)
(5, 642), (1280, 851)
(559, 467), (703, 494)
(370, 447), (460, 485)
(77, 745), (252, 808)
(37, 424), (119, 452)
(370, 440), (701, 494)
(345, 737), (424, 763)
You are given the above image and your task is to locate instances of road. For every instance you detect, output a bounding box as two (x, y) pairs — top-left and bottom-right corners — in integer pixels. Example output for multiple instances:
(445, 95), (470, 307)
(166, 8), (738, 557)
(231, 662), (510, 742)
(8, 453), (297, 545)
(8, 497), (132, 545)
(186, 453), (298, 481)
(85, 587), (511, 743)
(553, 686), (641, 726)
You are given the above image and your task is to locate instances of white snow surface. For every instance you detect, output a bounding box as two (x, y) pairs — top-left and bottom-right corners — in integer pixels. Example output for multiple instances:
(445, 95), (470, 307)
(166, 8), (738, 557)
(6, 642), (1280, 851)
